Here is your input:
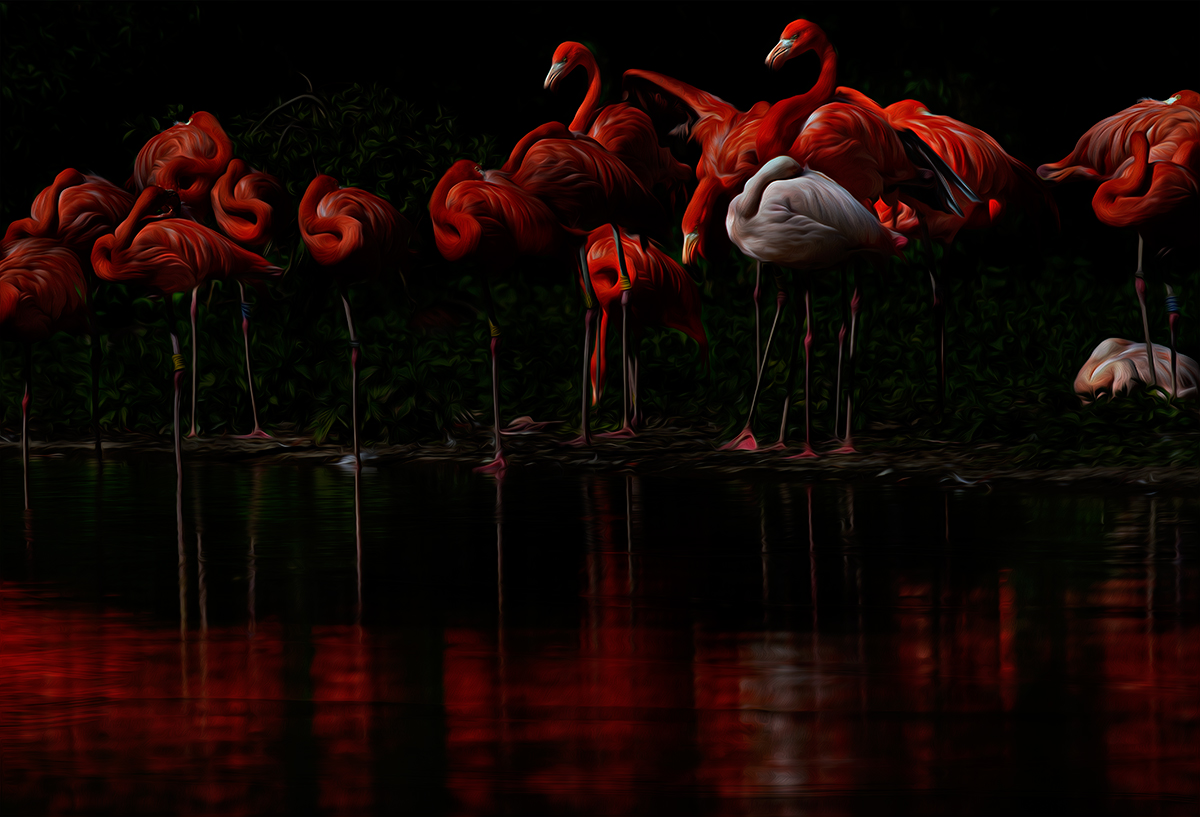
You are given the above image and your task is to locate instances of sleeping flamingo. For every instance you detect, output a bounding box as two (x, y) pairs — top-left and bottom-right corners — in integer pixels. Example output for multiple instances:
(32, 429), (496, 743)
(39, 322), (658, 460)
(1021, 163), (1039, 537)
(211, 158), (292, 438)
(1074, 338), (1198, 403)
(299, 175), (415, 472)
(1, 238), (96, 504)
(130, 111), (234, 222)
(93, 186), (281, 477)
(725, 157), (907, 455)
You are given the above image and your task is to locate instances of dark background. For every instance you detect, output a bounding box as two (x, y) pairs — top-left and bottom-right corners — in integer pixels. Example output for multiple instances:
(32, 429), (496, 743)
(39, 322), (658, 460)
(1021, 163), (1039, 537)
(3, 1), (1195, 224)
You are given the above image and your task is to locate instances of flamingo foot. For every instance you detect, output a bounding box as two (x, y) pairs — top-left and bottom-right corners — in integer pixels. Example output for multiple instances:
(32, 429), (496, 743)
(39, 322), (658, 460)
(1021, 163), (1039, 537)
(473, 453), (508, 475)
(784, 443), (819, 460)
(234, 428), (274, 440)
(185, 429), (199, 439)
(759, 440), (789, 452)
(595, 425), (637, 440)
(831, 442), (859, 455)
(560, 434), (593, 448)
(720, 428), (758, 451)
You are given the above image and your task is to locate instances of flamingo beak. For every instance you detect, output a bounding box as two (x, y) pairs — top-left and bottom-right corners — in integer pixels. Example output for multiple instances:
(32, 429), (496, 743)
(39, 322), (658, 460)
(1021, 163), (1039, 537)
(766, 38), (796, 70)
(544, 61), (566, 90)
(682, 232), (699, 266)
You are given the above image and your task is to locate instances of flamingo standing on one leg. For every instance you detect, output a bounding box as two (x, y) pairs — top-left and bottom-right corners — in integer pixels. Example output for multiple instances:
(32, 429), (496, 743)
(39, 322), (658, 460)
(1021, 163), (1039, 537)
(430, 159), (585, 472)
(298, 175), (414, 472)
(868, 99), (1060, 422)
(1, 238), (94, 507)
(131, 111), (236, 436)
(92, 186), (282, 477)
(725, 157), (907, 455)
(4, 167), (135, 457)
(1038, 91), (1200, 387)
(582, 227), (708, 435)
(211, 158), (292, 438)
(1091, 132), (1198, 393)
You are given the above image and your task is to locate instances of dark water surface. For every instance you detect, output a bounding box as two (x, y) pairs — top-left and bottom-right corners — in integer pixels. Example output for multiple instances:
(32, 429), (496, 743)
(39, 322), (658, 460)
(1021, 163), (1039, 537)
(2, 456), (1197, 816)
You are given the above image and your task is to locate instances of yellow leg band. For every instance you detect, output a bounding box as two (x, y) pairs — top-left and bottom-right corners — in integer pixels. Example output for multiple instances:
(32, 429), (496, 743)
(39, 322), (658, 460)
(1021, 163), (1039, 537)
(489, 321), (501, 338)
(619, 276), (633, 291)
(172, 354), (186, 372)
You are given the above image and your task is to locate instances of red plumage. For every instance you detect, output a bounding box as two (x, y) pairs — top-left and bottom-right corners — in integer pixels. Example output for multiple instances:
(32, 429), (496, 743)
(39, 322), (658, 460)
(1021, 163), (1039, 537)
(1037, 91), (1200, 184)
(92, 187), (281, 294)
(211, 159), (292, 249)
(4, 168), (135, 265)
(298, 175), (414, 283)
(584, 228), (708, 402)
(1092, 132), (1199, 249)
(130, 111), (234, 220)
(1, 238), (91, 342)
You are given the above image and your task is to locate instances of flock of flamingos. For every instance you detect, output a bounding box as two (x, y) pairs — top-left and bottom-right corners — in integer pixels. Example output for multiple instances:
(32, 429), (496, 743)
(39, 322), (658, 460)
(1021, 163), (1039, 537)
(2, 18), (1198, 483)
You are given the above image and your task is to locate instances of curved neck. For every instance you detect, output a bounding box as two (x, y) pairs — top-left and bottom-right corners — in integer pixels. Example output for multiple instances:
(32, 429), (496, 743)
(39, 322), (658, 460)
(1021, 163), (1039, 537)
(112, 187), (168, 250)
(756, 40), (838, 160)
(33, 169), (86, 236)
(569, 50), (603, 132)
(299, 176), (340, 229)
(732, 166), (783, 222)
(1094, 138), (1152, 210)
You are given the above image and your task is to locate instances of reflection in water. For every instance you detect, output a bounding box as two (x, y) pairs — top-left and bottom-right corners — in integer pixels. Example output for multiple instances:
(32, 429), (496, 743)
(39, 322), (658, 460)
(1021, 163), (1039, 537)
(1, 459), (1198, 815)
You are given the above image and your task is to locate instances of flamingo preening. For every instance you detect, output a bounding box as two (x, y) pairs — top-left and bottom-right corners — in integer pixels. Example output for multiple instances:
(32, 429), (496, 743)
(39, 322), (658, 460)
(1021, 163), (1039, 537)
(1038, 91), (1200, 389)
(582, 226), (708, 436)
(724, 157), (907, 455)
(299, 175), (415, 472)
(93, 186), (282, 476)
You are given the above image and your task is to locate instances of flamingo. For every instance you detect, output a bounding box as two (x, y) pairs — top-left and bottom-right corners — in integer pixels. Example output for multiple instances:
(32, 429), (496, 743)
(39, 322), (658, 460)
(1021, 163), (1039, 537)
(298, 175), (415, 472)
(1038, 91), (1200, 385)
(1074, 338), (1198, 403)
(92, 186), (282, 476)
(1, 238), (96, 505)
(725, 156), (907, 455)
(582, 226), (708, 436)
(211, 158), (292, 439)
(130, 111), (234, 222)
(4, 168), (135, 267)
(1091, 132), (1198, 392)
(868, 99), (1060, 420)
(430, 159), (586, 472)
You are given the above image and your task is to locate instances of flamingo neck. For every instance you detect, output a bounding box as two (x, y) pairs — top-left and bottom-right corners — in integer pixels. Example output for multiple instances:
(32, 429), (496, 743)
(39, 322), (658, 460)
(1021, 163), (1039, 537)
(1095, 138), (1152, 209)
(112, 189), (166, 250)
(569, 50), (603, 133)
(756, 40), (838, 160)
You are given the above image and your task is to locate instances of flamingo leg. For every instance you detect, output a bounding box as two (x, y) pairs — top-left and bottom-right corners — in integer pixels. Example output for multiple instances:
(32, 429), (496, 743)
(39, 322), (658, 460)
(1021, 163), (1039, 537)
(340, 288), (362, 474)
(1134, 236), (1157, 390)
(834, 288), (862, 454)
(566, 244), (600, 448)
(753, 260), (763, 377)
(165, 295), (184, 480)
(723, 272), (788, 450)
(772, 277), (804, 450)
(1166, 284), (1179, 396)
(613, 224), (635, 437)
(475, 280), (507, 473)
(187, 285), (200, 438)
(235, 281), (271, 439)
(90, 323), (103, 462)
(918, 215), (945, 422)
(22, 342), (32, 510)
(833, 266), (848, 440)
(786, 275), (819, 459)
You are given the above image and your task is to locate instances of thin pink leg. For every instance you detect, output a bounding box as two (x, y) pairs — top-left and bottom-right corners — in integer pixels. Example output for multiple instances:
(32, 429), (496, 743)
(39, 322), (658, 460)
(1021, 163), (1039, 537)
(235, 282), (271, 439)
(187, 285), (200, 438)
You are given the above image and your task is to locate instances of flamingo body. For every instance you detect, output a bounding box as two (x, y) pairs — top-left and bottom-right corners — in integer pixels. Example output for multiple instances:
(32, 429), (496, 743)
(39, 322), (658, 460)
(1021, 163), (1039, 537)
(299, 175), (414, 282)
(1074, 338), (1199, 402)
(131, 111), (234, 220)
(1, 238), (90, 341)
(211, 159), (291, 249)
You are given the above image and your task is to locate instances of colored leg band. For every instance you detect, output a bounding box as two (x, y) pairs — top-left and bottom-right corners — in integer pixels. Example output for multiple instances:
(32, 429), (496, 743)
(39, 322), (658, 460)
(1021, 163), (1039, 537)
(1166, 295), (1179, 314)
(241, 301), (253, 319)
(172, 354), (186, 372)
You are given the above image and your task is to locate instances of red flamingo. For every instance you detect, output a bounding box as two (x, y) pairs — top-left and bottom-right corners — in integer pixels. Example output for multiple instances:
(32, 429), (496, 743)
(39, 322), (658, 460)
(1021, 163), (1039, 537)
(870, 98), (1060, 420)
(724, 157), (907, 455)
(130, 111), (234, 221)
(430, 159), (585, 472)
(211, 158), (292, 438)
(93, 186), (281, 475)
(1074, 338), (1198, 403)
(298, 175), (414, 471)
(1, 238), (95, 505)
(543, 41), (691, 205)
(1038, 92), (1199, 384)
(1092, 132), (1198, 391)
(4, 168), (135, 268)
(583, 227), (708, 436)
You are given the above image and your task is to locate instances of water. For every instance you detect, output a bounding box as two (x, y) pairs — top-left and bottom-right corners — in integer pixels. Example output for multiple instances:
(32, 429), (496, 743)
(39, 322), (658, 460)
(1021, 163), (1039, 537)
(2, 456), (1197, 815)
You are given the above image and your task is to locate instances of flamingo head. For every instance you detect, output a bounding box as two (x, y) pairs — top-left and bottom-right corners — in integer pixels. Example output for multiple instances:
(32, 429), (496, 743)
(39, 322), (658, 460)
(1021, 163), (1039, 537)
(767, 19), (828, 70)
(682, 232), (700, 266)
(545, 42), (590, 90)
(1165, 90), (1200, 110)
